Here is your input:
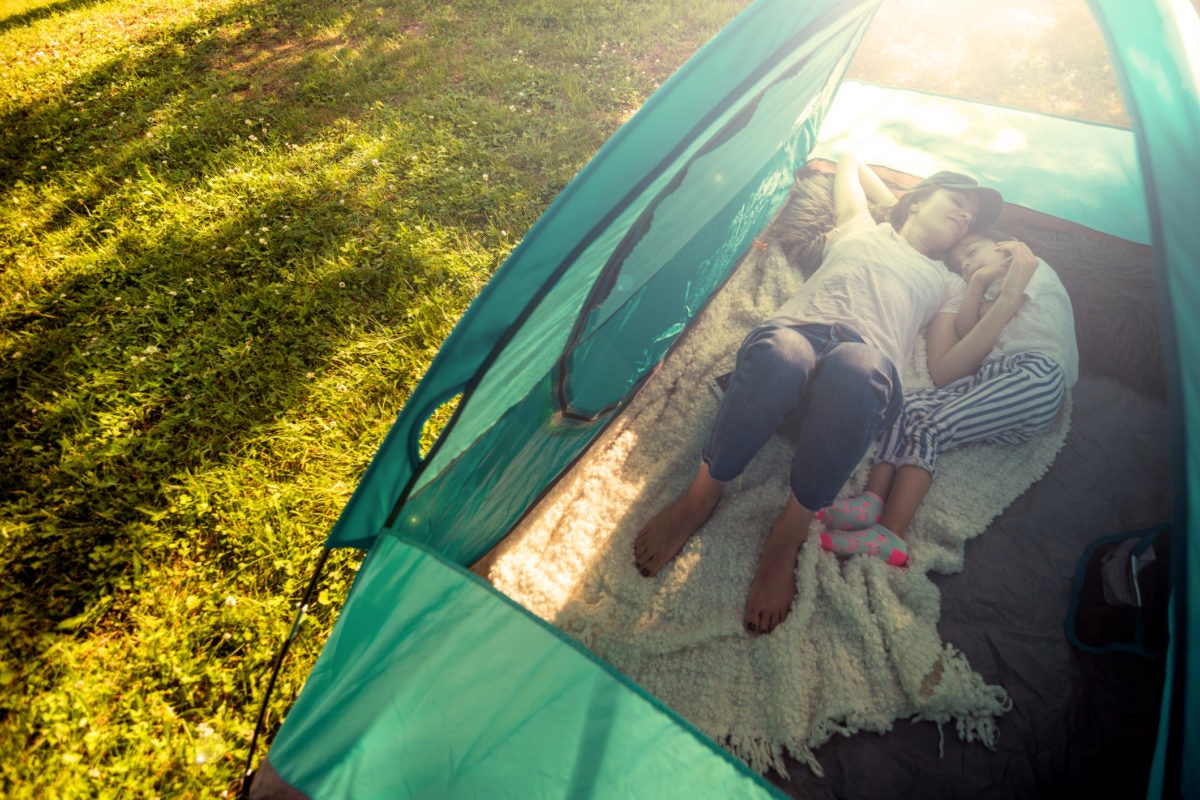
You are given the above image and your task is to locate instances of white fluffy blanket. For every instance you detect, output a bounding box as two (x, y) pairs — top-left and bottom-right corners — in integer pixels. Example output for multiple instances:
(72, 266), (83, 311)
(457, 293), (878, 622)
(482, 245), (1071, 776)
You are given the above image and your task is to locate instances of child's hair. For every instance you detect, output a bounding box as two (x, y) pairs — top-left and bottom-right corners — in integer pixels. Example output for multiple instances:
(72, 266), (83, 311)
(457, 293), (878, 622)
(946, 229), (1015, 273)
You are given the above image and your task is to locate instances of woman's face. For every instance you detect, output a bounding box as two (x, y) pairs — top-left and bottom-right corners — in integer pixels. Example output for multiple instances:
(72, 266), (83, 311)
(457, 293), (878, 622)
(910, 189), (980, 251)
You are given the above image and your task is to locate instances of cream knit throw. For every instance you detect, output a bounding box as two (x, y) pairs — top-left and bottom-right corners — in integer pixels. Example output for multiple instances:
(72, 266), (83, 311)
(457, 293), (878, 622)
(483, 245), (1071, 776)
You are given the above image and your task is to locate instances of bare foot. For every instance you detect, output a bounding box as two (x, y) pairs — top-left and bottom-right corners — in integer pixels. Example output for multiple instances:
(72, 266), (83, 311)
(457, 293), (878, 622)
(634, 465), (722, 577)
(743, 497), (812, 635)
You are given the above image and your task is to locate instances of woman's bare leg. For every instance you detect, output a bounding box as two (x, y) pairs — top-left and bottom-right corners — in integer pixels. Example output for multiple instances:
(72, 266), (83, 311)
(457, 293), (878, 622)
(634, 462), (723, 577)
(744, 494), (813, 635)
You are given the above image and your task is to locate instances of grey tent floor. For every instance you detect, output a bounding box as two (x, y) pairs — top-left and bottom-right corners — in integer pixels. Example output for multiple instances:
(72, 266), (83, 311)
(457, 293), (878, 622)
(776, 372), (1171, 799)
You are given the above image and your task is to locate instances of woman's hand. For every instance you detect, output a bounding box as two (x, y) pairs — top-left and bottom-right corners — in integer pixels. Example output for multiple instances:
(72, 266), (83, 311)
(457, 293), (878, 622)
(968, 259), (1011, 288)
(995, 241), (1037, 301)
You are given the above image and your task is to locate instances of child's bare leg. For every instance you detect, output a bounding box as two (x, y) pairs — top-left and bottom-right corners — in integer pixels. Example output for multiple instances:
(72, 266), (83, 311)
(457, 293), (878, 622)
(634, 462), (723, 577)
(744, 494), (813, 635)
(876, 464), (932, 539)
(864, 462), (896, 499)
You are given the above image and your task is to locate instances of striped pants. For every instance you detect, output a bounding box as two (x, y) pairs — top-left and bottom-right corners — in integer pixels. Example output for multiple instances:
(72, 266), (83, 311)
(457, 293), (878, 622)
(876, 352), (1066, 477)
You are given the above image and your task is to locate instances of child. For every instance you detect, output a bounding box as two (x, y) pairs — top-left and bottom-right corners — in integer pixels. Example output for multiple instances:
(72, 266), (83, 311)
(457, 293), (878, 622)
(817, 230), (1079, 566)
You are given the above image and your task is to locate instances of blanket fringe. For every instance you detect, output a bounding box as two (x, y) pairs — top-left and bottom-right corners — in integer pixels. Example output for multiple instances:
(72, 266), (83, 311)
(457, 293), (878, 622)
(727, 733), (791, 777)
(789, 743), (824, 778)
(912, 685), (1013, 755)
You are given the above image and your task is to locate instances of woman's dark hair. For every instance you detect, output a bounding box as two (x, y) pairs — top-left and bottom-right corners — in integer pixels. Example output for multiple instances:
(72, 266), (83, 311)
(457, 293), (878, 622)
(888, 184), (942, 230)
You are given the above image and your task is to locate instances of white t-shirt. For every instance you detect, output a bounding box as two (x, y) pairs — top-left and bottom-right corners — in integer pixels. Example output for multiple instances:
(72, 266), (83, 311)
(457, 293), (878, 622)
(982, 258), (1079, 387)
(774, 214), (963, 367)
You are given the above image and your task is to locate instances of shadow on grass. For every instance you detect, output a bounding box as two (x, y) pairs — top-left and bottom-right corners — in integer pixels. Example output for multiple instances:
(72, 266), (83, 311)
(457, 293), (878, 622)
(0, 206), (409, 645)
(0, 0), (458, 666)
(0, 0), (112, 37)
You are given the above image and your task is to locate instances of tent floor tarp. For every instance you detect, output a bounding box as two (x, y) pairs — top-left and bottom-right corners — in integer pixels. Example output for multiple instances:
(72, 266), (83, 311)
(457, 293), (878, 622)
(767, 167), (1171, 799)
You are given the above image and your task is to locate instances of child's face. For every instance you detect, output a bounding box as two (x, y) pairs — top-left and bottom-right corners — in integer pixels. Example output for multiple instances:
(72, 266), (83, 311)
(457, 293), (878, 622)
(948, 234), (1006, 280)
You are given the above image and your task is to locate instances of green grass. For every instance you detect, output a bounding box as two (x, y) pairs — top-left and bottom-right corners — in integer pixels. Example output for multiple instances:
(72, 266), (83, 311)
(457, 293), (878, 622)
(0, 0), (748, 795)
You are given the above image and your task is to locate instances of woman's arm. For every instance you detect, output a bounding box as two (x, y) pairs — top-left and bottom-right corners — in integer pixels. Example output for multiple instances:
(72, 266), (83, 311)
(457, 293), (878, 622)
(833, 155), (898, 227)
(928, 243), (1038, 384)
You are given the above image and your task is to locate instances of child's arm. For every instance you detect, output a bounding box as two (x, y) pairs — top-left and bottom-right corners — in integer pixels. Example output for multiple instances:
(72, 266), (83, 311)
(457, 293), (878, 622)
(954, 259), (1012, 338)
(928, 243), (1037, 384)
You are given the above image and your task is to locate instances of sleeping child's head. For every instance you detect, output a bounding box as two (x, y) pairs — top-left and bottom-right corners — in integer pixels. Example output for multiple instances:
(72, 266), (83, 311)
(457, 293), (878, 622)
(946, 230), (1016, 280)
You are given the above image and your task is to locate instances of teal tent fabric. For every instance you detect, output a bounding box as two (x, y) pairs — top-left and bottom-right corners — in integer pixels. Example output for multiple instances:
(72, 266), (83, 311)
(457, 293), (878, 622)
(258, 537), (786, 799)
(1088, 0), (1200, 795)
(252, 0), (1200, 797)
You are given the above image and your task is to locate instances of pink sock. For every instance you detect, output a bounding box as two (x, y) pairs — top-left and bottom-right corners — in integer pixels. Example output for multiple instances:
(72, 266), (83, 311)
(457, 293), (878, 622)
(819, 524), (908, 566)
(816, 492), (883, 531)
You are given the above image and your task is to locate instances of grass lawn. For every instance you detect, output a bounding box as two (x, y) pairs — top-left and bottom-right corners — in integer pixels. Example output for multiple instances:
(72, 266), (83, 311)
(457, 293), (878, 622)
(0, 0), (748, 795)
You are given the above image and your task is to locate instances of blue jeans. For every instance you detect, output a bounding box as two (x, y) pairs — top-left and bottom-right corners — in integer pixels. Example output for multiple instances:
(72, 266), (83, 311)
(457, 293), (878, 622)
(702, 320), (903, 511)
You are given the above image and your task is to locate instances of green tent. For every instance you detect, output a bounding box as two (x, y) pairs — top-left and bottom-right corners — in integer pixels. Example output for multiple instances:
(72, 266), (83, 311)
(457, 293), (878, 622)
(248, 0), (1198, 796)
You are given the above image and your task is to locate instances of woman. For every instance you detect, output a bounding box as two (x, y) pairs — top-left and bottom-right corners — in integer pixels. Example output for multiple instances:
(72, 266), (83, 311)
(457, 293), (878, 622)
(633, 154), (1026, 635)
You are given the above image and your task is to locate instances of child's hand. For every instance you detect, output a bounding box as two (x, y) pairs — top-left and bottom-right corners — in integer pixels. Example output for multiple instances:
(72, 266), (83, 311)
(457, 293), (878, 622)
(995, 241), (1037, 300)
(969, 258), (1011, 288)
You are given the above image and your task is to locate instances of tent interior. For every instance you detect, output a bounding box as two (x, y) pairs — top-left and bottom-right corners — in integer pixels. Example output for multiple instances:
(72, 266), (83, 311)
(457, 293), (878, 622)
(249, 1), (1197, 798)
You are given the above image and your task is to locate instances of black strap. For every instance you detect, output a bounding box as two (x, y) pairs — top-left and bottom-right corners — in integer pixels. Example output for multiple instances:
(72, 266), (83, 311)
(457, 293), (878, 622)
(239, 547), (331, 798)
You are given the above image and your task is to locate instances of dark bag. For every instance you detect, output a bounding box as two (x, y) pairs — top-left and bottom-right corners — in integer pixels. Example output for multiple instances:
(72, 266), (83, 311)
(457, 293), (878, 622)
(1065, 523), (1171, 658)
